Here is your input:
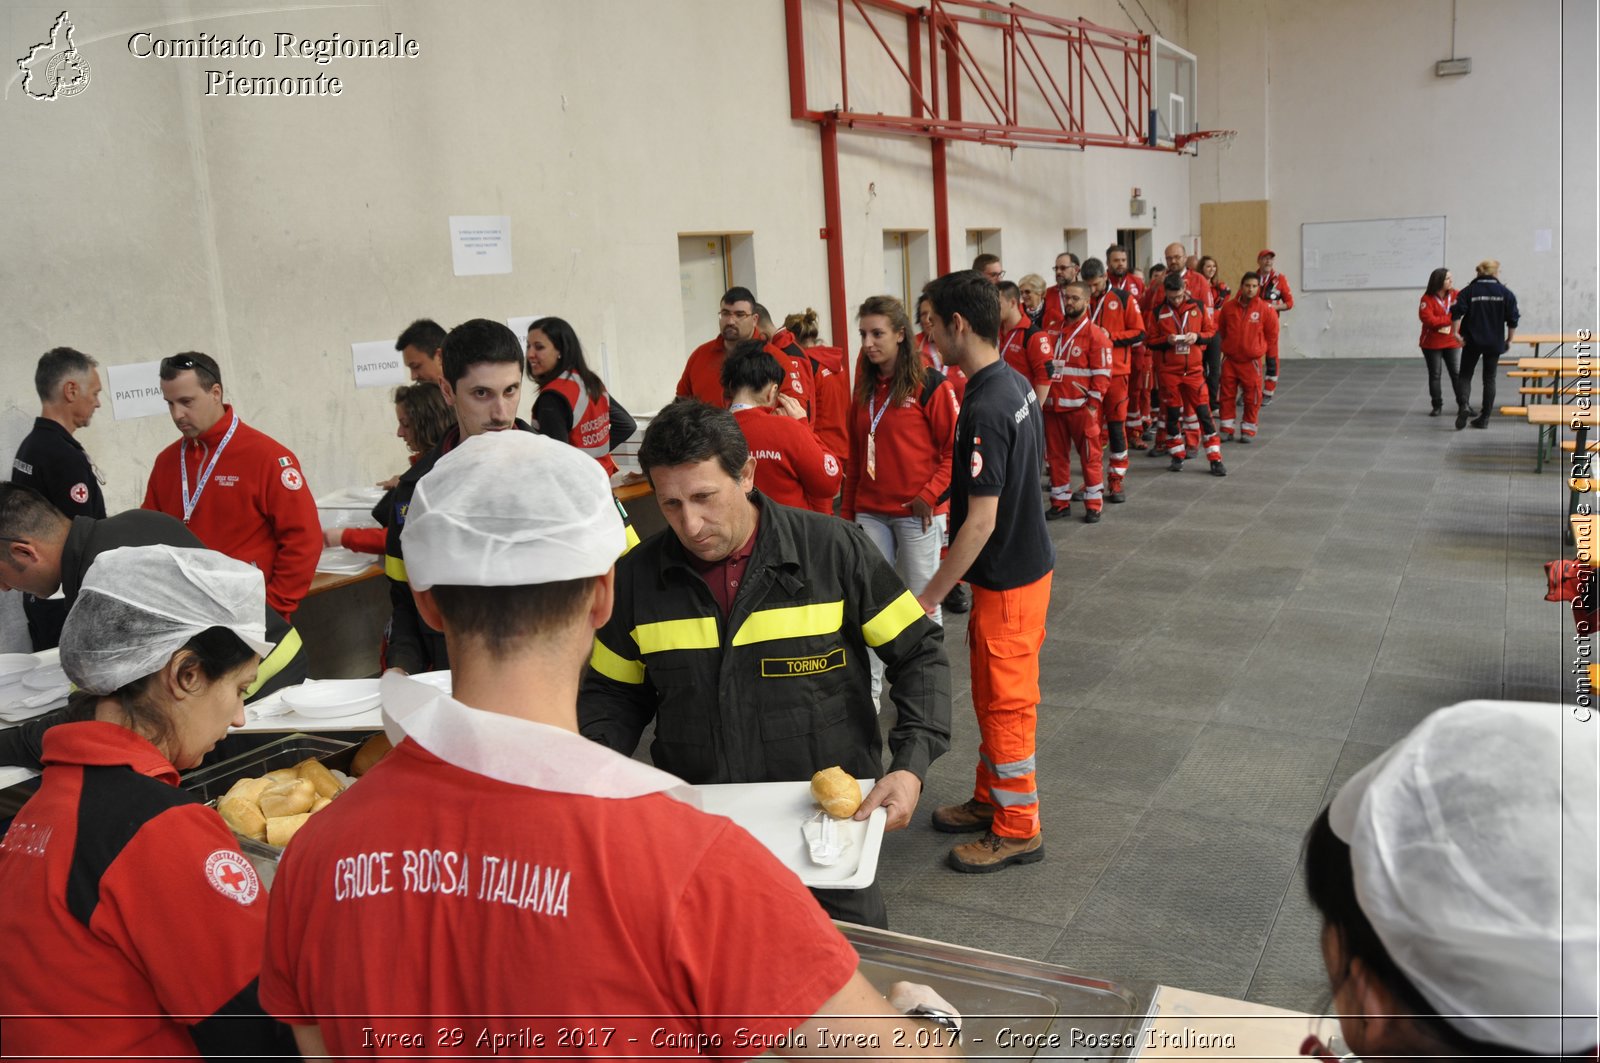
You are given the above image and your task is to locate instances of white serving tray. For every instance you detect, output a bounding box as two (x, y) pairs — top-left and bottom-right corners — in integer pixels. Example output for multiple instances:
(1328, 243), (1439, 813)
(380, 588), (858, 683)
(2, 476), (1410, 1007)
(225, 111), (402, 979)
(692, 780), (886, 890)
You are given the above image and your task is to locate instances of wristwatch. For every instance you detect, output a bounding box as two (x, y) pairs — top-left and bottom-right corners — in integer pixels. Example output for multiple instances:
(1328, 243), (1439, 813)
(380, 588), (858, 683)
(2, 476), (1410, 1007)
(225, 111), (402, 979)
(903, 1002), (963, 1040)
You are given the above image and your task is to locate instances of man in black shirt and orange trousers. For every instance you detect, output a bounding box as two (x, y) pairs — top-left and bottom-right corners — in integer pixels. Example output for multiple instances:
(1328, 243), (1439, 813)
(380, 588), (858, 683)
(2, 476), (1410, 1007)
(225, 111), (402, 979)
(916, 270), (1057, 874)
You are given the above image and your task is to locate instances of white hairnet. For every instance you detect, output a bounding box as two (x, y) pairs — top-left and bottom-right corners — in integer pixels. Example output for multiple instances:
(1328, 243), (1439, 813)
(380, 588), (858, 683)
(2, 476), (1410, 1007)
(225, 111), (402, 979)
(1328, 700), (1598, 1054)
(402, 430), (625, 591)
(60, 545), (275, 695)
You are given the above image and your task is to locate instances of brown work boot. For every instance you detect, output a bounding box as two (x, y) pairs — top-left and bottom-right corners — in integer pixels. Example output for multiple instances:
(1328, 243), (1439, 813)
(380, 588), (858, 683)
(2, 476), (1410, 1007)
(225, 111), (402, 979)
(947, 830), (1044, 873)
(930, 799), (995, 834)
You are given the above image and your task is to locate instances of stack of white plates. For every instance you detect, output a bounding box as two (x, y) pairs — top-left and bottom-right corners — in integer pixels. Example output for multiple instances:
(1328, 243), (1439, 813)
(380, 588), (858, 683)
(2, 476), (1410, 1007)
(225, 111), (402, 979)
(279, 679), (383, 720)
(315, 545), (379, 575)
(0, 655), (70, 722)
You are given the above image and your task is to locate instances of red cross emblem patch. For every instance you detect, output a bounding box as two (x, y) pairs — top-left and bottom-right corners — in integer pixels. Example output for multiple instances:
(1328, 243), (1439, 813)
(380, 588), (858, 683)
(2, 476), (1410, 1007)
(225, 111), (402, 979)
(280, 467), (304, 491)
(205, 850), (260, 905)
(70, 483), (89, 505)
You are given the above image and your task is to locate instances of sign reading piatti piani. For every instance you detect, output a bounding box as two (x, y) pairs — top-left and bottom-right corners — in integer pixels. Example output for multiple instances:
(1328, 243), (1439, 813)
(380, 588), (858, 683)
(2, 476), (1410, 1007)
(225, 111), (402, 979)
(126, 30), (420, 97)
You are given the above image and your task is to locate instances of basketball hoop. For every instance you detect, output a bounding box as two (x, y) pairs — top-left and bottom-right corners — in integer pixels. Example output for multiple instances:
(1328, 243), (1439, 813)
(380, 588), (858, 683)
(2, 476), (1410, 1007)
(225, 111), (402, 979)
(1176, 129), (1237, 155)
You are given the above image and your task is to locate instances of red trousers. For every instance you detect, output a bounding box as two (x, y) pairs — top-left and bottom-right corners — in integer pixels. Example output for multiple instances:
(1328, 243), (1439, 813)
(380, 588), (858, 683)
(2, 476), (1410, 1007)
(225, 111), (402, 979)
(1220, 358), (1264, 437)
(1157, 367), (1221, 462)
(1130, 348), (1154, 430)
(968, 572), (1051, 839)
(1099, 375), (1130, 492)
(1045, 406), (1104, 511)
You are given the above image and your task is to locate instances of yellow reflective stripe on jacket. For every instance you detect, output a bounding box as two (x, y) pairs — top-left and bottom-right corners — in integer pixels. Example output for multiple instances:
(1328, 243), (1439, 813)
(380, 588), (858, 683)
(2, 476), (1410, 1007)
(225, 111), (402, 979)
(589, 638), (646, 685)
(384, 554), (407, 582)
(245, 627), (303, 698)
(632, 616), (719, 655)
(862, 590), (924, 648)
(623, 523), (640, 553)
(730, 600), (844, 648)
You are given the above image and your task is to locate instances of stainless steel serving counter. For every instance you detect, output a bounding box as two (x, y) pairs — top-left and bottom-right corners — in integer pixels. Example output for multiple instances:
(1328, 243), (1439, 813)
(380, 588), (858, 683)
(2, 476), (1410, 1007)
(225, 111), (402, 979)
(843, 924), (1157, 1061)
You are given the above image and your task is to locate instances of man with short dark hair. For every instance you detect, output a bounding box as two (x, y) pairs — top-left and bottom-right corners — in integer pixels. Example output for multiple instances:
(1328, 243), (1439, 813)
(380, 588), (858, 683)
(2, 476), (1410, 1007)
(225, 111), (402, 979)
(1216, 272), (1279, 442)
(12, 347), (106, 647)
(1040, 252), (1081, 332)
(916, 271), (1055, 874)
(394, 318), (446, 384)
(262, 430), (960, 1058)
(1081, 258), (1145, 503)
(0, 482), (307, 764)
(580, 399), (952, 927)
(142, 352), (320, 618)
(382, 319), (529, 675)
(996, 280), (1053, 407)
(680, 286), (769, 407)
(1146, 273), (1226, 476)
(384, 320), (638, 676)
(973, 253), (1004, 284)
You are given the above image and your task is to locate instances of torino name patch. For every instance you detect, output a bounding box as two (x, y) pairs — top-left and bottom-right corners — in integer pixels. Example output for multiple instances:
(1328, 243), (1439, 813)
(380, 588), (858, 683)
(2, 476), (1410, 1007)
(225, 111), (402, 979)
(761, 647), (845, 678)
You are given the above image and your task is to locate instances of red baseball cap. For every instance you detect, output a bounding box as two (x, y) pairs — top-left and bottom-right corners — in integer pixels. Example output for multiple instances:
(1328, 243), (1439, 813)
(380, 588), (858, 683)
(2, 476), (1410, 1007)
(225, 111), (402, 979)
(1257, 249), (1276, 258)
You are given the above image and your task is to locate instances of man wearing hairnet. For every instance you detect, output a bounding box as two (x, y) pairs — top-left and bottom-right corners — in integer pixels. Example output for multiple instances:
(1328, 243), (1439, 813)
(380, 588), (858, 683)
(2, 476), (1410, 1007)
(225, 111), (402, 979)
(1305, 700), (1596, 1060)
(258, 431), (961, 1058)
(0, 482), (308, 769)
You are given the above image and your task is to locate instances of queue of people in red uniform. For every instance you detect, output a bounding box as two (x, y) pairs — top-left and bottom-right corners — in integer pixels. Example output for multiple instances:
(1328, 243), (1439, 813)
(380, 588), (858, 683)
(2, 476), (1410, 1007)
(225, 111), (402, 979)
(694, 245), (1289, 534)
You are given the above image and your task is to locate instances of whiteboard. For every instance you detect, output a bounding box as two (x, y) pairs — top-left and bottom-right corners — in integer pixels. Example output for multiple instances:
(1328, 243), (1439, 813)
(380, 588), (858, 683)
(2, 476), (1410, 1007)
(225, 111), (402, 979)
(1300, 216), (1447, 291)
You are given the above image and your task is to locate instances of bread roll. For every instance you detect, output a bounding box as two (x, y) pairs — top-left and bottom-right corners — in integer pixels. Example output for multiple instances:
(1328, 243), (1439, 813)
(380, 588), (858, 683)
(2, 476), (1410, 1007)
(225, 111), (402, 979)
(811, 766), (862, 819)
(223, 776), (272, 806)
(258, 778), (316, 818)
(263, 768), (302, 785)
(310, 795), (332, 813)
(295, 757), (343, 799)
(218, 795), (268, 841)
(266, 812), (312, 847)
(351, 732), (393, 777)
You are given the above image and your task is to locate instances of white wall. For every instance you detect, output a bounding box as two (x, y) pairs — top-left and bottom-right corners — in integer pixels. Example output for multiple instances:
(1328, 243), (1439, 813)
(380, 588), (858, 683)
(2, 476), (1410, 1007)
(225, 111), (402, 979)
(1, 0), (1208, 650)
(1191, 0), (1596, 358)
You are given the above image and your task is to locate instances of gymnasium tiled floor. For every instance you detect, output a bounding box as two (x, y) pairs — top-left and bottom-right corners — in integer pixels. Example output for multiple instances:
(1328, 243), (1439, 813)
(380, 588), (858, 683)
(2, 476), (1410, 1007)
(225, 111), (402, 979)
(877, 356), (1577, 1013)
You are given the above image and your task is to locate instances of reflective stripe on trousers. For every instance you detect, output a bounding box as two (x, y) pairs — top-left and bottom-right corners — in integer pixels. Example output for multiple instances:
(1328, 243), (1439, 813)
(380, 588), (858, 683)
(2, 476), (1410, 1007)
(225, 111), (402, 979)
(967, 572), (1051, 838)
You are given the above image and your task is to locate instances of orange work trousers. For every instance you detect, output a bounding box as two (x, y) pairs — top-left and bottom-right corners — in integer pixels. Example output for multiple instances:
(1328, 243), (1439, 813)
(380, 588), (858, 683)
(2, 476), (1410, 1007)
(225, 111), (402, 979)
(967, 572), (1052, 839)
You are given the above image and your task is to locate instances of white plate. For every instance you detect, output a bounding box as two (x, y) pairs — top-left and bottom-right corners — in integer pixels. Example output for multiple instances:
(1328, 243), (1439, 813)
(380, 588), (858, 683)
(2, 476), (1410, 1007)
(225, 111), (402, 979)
(0, 655), (38, 683)
(693, 780), (886, 890)
(280, 679), (383, 719)
(315, 546), (379, 575)
(22, 663), (68, 691)
(0, 690), (68, 722)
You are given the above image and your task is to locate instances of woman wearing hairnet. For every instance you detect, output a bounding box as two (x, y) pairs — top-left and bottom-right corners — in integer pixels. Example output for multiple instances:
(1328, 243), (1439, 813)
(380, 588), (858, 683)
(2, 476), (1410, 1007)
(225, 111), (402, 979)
(0, 545), (295, 1056)
(1303, 700), (1597, 1062)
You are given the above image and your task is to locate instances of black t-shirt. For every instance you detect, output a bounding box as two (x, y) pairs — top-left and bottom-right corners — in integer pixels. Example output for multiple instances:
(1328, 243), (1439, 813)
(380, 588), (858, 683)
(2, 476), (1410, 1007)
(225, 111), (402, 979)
(950, 359), (1055, 591)
(12, 418), (105, 519)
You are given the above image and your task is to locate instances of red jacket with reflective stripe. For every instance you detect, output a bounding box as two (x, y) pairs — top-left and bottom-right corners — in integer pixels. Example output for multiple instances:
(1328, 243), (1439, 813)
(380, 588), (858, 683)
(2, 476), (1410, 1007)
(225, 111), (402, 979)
(1218, 296), (1281, 362)
(1090, 288), (1145, 375)
(1146, 299), (1215, 374)
(1258, 268), (1295, 311)
(1045, 318), (1112, 411)
(541, 371), (618, 474)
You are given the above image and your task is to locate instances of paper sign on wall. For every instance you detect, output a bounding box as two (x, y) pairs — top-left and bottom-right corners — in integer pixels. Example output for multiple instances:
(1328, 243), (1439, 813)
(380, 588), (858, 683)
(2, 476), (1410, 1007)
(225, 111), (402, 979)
(107, 361), (168, 421)
(352, 340), (407, 389)
(1534, 229), (1553, 253)
(450, 215), (513, 276)
(506, 315), (539, 350)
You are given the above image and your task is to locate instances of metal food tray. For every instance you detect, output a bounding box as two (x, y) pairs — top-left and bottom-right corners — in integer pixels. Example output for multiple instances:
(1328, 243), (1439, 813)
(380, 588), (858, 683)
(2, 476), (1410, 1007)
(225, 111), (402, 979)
(180, 733), (357, 889)
(843, 925), (1157, 1061)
